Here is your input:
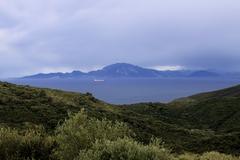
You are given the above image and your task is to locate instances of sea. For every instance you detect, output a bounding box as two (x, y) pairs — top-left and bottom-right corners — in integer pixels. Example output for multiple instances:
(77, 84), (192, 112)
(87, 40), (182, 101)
(7, 77), (240, 104)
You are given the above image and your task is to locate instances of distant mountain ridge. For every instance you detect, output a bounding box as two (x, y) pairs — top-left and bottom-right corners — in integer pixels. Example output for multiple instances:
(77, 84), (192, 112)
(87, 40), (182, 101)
(22, 63), (220, 79)
(24, 71), (86, 79)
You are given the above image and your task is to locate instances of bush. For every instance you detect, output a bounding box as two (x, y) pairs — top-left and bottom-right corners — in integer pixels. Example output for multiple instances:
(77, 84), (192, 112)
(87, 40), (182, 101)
(200, 152), (240, 160)
(54, 110), (132, 160)
(0, 128), (22, 159)
(0, 127), (56, 160)
(178, 152), (240, 160)
(76, 138), (173, 160)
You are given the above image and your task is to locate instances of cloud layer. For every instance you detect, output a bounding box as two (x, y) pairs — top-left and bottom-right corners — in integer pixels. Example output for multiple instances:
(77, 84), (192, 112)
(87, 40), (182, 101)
(0, 0), (240, 77)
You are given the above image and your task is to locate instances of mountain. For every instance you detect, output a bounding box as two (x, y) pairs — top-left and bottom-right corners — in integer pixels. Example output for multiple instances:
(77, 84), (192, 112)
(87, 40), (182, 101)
(0, 81), (239, 155)
(21, 63), (220, 79)
(23, 70), (86, 79)
(88, 63), (160, 78)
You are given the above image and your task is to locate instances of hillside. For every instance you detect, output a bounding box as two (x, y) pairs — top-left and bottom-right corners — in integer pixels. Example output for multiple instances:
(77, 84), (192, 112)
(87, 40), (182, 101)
(167, 85), (240, 131)
(0, 81), (239, 155)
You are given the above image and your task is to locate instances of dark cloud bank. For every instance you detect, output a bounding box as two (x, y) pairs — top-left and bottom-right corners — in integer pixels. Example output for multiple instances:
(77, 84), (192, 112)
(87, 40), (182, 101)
(0, 0), (240, 77)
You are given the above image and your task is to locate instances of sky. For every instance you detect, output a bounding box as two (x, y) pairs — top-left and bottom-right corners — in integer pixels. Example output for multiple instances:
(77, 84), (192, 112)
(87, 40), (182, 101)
(0, 0), (240, 78)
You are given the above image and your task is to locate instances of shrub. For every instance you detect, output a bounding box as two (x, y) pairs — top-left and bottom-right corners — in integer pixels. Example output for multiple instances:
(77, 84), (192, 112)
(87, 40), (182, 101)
(178, 152), (240, 160)
(0, 127), (22, 159)
(200, 152), (240, 160)
(54, 110), (132, 160)
(0, 127), (56, 160)
(76, 138), (173, 160)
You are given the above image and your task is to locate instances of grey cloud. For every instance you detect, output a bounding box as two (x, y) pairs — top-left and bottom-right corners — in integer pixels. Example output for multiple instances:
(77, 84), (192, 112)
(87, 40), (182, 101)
(0, 0), (240, 77)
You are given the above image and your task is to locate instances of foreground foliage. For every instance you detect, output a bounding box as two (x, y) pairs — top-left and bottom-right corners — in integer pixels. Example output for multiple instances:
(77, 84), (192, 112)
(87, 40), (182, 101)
(76, 138), (172, 160)
(0, 82), (240, 159)
(178, 152), (240, 160)
(0, 127), (55, 160)
(0, 111), (239, 160)
(53, 111), (240, 160)
(54, 110), (131, 160)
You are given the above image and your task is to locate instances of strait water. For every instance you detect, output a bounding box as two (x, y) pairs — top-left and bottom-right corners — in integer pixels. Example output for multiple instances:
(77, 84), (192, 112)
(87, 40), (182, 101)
(8, 78), (240, 104)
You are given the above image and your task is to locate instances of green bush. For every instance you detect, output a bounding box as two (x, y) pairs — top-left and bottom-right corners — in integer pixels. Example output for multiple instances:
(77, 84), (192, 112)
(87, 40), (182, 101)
(0, 127), (56, 160)
(54, 110), (132, 160)
(76, 138), (173, 160)
(199, 152), (240, 160)
(178, 152), (240, 160)
(0, 128), (22, 159)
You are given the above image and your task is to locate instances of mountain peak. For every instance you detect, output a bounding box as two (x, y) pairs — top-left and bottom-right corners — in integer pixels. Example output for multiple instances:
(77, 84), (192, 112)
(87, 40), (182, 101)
(102, 63), (140, 70)
(91, 63), (158, 77)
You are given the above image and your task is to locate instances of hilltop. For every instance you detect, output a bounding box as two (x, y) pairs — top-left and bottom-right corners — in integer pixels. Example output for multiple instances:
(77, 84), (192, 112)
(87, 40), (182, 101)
(0, 81), (239, 155)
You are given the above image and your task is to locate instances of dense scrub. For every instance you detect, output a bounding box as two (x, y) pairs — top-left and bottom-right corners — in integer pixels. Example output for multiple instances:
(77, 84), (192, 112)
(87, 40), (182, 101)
(0, 111), (239, 160)
(76, 138), (172, 160)
(54, 110), (131, 160)
(177, 152), (240, 160)
(0, 127), (55, 160)
(0, 81), (240, 158)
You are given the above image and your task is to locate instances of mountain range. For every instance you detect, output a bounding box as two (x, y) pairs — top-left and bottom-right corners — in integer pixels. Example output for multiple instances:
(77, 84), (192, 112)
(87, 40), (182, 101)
(22, 63), (221, 79)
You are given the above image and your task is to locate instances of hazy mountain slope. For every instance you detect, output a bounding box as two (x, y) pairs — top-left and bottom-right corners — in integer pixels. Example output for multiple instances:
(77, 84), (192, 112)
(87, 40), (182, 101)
(21, 63), (220, 79)
(23, 71), (86, 79)
(0, 81), (239, 155)
(88, 63), (160, 77)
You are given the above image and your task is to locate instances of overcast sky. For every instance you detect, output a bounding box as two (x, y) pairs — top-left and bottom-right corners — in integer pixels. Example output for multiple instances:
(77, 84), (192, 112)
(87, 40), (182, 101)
(0, 0), (240, 77)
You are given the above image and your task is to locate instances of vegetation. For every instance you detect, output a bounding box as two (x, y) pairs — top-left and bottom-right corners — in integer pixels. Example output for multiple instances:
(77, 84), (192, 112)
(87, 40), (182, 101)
(0, 127), (55, 160)
(0, 109), (239, 160)
(76, 138), (172, 160)
(177, 152), (240, 160)
(54, 110), (131, 160)
(0, 81), (240, 159)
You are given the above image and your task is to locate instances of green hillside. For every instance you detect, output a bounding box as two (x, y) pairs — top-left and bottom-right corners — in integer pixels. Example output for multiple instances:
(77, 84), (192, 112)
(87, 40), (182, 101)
(168, 85), (240, 132)
(0, 81), (240, 155)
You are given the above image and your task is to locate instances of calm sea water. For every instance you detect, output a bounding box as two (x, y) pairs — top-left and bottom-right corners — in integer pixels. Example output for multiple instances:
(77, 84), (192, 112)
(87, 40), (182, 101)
(8, 78), (240, 104)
